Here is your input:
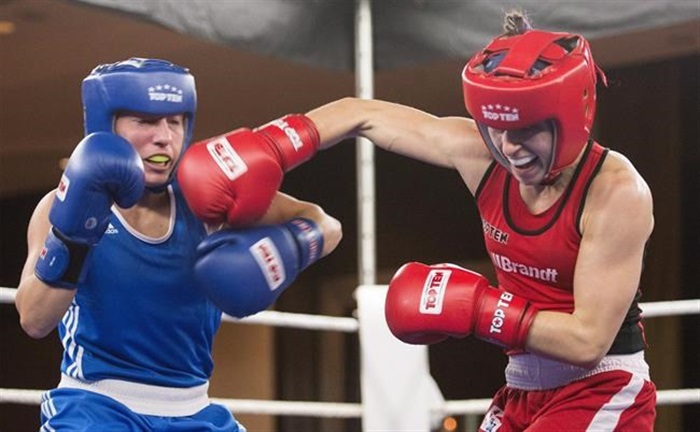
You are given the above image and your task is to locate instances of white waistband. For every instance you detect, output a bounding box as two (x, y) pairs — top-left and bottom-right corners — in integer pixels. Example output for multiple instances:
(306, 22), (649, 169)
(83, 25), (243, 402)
(59, 374), (210, 417)
(505, 351), (650, 391)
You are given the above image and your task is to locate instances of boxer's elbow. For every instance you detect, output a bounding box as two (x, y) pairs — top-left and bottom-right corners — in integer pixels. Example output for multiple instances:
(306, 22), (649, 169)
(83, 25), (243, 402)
(570, 347), (607, 370)
(565, 329), (612, 369)
(19, 314), (55, 339)
(321, 216), (343, 257)
(16, 289), (61, 339)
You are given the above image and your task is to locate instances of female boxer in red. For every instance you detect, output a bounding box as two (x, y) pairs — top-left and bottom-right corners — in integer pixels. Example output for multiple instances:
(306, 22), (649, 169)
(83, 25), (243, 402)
(307, 10), (656, 432)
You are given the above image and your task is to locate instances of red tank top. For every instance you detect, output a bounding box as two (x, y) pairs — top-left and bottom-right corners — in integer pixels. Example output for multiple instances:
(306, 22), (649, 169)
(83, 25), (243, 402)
(475, 141), (646, 354)
(476, 141), (607, 313)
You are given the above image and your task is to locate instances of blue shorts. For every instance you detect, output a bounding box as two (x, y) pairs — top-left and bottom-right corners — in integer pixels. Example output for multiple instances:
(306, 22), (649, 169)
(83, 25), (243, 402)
(40, 388), (246, 432)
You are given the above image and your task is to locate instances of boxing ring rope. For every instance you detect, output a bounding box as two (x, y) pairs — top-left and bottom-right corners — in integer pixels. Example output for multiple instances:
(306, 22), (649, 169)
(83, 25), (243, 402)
(1, 287), (698, 323)
(223, 310), (359, 333)
(1, 387), (697, 417)
(2, 285), (699, 423)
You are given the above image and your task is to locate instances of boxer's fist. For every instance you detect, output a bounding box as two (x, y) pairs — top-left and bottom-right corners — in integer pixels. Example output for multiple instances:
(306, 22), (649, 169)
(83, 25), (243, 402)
(178, 129), (282, 226)
(35, 132), (145, 288)
(385, 262), (536, 349)
(178, 115), (320, 227)
(194, 218), (323, 318)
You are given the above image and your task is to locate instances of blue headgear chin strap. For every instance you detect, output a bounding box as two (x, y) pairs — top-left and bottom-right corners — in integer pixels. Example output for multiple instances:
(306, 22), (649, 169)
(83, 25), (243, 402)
(81, 58), (197, 191)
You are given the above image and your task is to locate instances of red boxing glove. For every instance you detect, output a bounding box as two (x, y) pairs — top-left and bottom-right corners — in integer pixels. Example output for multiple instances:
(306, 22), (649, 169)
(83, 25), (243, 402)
(177, 115), (320, 226)
(254, 114), (320, 171)
(385, 262), (537, 349)
(178, 129), (282, 226)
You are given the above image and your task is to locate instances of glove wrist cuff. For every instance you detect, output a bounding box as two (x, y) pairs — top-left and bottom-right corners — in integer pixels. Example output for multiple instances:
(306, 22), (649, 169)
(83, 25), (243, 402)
(475, 288), (537, 349)
(34, 227), (91, 290)
(284, 218), (323, 270)
(255, 114), (320, 171)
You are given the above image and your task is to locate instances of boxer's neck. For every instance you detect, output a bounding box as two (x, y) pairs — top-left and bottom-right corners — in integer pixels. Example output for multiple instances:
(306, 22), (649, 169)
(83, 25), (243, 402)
(116, 188), (172, 238)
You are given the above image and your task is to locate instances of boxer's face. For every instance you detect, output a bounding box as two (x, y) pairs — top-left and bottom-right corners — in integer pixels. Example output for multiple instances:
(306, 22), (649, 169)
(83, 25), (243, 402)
(115, 112), (185, 187)
(486, 120), (554, 185)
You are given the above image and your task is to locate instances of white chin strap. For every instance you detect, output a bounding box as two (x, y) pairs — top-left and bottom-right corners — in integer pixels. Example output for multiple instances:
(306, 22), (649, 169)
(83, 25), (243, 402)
(476, 122), (510, 172)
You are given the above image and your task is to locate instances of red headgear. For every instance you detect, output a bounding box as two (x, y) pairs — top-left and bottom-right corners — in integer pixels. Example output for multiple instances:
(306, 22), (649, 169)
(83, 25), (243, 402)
(462, 30), (606, 181)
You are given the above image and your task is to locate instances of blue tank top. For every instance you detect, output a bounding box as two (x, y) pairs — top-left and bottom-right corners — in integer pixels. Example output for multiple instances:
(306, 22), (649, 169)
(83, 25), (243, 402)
(58, 184), (220, 388)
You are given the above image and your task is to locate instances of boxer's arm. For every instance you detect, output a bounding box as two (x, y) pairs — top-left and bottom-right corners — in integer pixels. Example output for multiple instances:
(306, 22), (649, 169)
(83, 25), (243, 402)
(306, 98), (491, 192)
(525, 155), (653, 368)
(258, 192), (342, 258)
(16, 192), (76, 339)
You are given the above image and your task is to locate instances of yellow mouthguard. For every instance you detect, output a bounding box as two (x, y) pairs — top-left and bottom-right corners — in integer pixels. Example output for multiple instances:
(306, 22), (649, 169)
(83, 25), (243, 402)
(146, 155), (170, 163)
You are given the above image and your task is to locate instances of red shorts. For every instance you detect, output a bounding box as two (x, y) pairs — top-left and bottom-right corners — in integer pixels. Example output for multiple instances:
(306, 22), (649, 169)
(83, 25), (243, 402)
(479, 369), (656, 431)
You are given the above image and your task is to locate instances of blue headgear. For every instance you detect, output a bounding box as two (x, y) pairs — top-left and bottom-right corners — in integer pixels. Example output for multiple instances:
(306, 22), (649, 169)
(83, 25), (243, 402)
(81, 58), (197, 188)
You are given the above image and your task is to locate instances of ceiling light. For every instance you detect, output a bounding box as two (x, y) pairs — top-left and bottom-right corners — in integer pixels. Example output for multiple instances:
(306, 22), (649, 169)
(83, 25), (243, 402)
(0, 20), (16, 35)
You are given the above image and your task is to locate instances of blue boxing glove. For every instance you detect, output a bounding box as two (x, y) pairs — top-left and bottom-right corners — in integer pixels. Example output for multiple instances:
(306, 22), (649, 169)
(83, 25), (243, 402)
(194, 218), (324, 318)
(35, 132), (145, 288)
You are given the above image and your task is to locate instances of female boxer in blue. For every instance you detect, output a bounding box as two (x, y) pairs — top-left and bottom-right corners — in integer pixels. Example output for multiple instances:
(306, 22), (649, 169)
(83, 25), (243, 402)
(16, 58), (342, 431)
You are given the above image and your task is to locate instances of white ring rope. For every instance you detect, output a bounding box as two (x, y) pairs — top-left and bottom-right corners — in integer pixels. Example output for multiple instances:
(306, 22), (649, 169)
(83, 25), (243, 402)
(1, 286), (698, 418)
(0, 388), (697, 416)
(639, 299), (700, 317)
(0, 287), (359, 333)
(1, 287), (20, 304)
(3, 287), (698, 325)
(211, 399), (363, 418)
(222, 310), (359, 333)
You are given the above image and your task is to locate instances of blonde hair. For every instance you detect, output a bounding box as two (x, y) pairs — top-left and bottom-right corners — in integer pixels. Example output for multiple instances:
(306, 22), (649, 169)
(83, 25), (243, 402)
(503, 10), (533, 36)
